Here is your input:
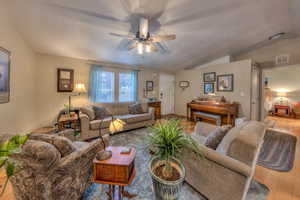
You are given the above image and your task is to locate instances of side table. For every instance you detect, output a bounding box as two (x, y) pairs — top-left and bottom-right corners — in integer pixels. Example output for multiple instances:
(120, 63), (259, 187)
(57, 114), (80, 131)
(93, 146), (137, 200)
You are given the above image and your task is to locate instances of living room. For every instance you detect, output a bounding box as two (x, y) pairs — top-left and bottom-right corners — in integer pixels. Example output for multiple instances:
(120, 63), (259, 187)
(1, 1), (300, 200)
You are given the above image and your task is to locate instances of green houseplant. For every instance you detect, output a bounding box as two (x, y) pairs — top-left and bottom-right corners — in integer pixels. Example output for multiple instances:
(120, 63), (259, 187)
(148, 120), (202, 200)
(0, 135), (28, 196)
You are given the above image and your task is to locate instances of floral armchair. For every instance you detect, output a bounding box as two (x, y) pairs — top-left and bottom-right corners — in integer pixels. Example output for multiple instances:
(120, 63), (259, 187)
(10, 133), (109, 200)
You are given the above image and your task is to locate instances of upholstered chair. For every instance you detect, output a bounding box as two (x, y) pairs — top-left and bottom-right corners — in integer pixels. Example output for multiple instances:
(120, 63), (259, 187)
(10, 133), (109, 200)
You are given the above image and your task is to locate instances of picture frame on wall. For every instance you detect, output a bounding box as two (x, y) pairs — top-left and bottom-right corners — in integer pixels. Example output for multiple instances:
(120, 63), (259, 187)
(57, 68), (74, 92)
(0, 47), (11, 104)
(217, 74), (234, 92)
(203, 72), (216, 82)
(204, 83), (214, 94)
(146, 81), (154, 91)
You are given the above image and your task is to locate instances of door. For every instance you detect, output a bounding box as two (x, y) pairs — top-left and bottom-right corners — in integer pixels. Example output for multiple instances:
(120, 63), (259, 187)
(159, 74), (175, 115)
(251, 65), (261, 121)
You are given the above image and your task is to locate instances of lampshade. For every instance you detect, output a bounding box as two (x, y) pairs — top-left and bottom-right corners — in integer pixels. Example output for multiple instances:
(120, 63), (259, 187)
(277, 92), (287, 97)
(74, 83), (87, 93)
(109, 118), (126, 134)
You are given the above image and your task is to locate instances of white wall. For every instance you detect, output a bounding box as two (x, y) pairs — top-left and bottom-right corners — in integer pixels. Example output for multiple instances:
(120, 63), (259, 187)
(194, 55), (231, 69)
(0, 4), (38, 135)
(35, 53), (161, 126)
(175, 60), (252, 118)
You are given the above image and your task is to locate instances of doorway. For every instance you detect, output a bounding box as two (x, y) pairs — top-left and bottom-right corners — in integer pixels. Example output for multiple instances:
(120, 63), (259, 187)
(159, 73), (175, 115)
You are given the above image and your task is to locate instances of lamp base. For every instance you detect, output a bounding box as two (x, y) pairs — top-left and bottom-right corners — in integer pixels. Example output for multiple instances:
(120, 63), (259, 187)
(96, 150), (112, 161)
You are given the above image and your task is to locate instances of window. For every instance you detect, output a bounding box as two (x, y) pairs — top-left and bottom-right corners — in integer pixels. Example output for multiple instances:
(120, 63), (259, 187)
(90, 66), (138, 103)
(90, 67), (115, 103)
(119, 71), (138, 102)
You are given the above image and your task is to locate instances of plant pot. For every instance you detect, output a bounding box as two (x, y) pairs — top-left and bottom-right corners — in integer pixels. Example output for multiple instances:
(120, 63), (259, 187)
(149, 156), (185, 200)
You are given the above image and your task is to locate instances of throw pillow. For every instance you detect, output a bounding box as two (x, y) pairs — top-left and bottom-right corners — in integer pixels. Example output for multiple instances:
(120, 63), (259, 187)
(93, 106), (109, 119)
(204, 125), (232, 150)
(29, 134), (76, 157)
(80, 106), (95, 120)
(128, 103), (144, 114)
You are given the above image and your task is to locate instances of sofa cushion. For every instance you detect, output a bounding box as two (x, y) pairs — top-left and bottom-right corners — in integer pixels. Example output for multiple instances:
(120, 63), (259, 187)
(93, 106), (109, 119)
(216, 122), (247, 155)
(80, 106), (95, 120)
(128, 103), (144, 114)
(29, 134), (76, 157)
(90, 117), (112, 130)
(204, 125), (232, 150)
(191, 134), (206, 145)
(115, 113), (152, 124)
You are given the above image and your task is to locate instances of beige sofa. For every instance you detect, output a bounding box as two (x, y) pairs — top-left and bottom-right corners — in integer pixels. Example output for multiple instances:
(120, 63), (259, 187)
(182, 121), (266, 200)
(79, 103), (155, 140)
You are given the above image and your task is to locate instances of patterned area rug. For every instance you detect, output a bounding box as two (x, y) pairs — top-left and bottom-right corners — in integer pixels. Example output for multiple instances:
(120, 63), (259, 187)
(83, 128), (269, 200)
(258, 130), (297, 172)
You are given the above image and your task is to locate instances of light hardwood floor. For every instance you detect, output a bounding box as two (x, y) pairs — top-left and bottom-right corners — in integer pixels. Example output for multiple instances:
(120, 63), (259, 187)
(0, 116), (299, 200)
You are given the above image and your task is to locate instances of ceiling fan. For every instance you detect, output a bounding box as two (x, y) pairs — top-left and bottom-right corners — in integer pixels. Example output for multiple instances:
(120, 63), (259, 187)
(110, 17), (176, 54)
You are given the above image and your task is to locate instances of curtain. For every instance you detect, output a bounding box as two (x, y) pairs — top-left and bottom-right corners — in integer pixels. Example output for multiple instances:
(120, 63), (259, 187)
(132, 70), (139, 102)
(89, 64), (103, 102)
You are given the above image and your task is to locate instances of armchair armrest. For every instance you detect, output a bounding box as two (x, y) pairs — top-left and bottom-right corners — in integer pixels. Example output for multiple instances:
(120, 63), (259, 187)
(200, 145), (252, 176)
(58, 134), (109, 168)
(80, 113), (90, 131)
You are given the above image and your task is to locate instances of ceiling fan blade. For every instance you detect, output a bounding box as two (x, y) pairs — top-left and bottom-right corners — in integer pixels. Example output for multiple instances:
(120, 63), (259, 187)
(109, 33), (135, 40)
(150, 34), (176, 43)
(128, 41), (138, 50)
(156, 42), (170, 54)
(149, 43), (159, 52)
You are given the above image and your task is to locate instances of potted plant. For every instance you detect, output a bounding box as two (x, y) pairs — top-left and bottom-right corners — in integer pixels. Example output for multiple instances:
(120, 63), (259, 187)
(0, 135), (28, 196)
(148, 120), (202, 200)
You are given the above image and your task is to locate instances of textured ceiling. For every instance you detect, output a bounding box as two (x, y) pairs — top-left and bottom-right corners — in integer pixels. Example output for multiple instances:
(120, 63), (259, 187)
(5, 0), (300, 71)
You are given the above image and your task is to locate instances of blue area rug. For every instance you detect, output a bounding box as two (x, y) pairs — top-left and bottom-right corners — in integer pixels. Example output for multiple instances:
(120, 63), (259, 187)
(83, 128), (269, 200)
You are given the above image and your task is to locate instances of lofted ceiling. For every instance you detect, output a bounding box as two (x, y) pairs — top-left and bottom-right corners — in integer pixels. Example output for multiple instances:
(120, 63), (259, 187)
(5, 0), (300, 71)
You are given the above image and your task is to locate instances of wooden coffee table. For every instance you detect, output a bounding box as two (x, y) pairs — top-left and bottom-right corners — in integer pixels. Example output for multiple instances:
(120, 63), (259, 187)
(93, 146), (137, 200)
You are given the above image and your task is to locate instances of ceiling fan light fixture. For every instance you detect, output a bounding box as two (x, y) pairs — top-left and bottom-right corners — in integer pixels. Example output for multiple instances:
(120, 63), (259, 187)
(145, 44), (151, 53)
(138, 42), (143, 54)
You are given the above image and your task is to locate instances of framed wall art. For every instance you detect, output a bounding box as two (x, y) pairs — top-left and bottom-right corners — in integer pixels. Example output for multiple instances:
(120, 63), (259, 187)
(179, 81), (190, 90)
(146, 81), (154, 91)
(203, 72), (216, 82)
(217, 74), (234, 92)
(204, 83), (214, 94)
(57, 68), (74, 92)
(0, 47), (11, 104)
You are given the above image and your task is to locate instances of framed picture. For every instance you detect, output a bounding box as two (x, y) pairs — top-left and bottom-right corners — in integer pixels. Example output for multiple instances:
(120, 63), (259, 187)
(57, 68), (74, 92)
(0, 47), (11, 104)
(217, 74), (234, 92)
(179, 81), (190, 90)
(204, 83), (214, 94)
(203, 72), (216, 82)
(146, 81), (154, 91)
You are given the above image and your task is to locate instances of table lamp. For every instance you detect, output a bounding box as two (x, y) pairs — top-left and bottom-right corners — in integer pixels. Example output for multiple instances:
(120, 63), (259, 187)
(68, 83), (87, 113)
(277, 92), (287, 105)
(96, 116), (126, 161)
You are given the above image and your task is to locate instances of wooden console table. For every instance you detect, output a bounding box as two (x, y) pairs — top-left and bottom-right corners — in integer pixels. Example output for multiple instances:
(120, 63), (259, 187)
(93, 146), (137, 200)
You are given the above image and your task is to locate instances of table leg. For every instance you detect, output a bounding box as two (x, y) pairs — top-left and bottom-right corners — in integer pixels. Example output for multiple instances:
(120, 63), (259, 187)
(118, 186), (122, 200)
(121, 186), (137, 199)
(106, 185), (113, 200)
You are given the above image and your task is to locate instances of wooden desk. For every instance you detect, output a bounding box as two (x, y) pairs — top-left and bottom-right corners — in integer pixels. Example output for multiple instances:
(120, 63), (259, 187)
(187, 101), (239, 126)
(93, 146), (137, 199)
